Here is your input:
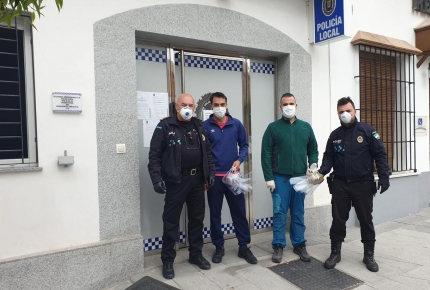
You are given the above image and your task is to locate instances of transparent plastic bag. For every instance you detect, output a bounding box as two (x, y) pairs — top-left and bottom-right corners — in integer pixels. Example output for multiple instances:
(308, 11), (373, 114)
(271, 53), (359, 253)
(222, 168), (252, 195)
(290, 176), (320, 196)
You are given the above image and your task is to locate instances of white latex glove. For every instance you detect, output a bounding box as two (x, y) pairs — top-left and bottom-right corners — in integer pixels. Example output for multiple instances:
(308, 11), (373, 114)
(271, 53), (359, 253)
(266, 180), (275, 192)
(308, 163), (318, 173)
(307, 163), (324, 184)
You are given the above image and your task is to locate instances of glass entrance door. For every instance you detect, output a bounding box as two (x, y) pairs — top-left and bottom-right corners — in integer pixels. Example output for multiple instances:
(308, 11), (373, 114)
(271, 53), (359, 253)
(174, 51), (249, 246)
(137, 44), (276, 254)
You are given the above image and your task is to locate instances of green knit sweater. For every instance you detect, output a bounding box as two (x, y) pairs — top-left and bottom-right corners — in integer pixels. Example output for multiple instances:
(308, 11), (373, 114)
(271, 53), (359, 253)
(261, 118), (318, 181)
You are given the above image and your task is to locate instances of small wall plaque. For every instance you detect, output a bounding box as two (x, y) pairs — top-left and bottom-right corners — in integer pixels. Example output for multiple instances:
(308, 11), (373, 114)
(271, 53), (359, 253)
(53, 92), (82, 113)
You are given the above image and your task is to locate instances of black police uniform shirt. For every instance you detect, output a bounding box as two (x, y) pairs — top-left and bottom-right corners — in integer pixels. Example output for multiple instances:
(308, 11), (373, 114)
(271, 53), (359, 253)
(319, 120), (389, 185)
(178, 120), (202, 170)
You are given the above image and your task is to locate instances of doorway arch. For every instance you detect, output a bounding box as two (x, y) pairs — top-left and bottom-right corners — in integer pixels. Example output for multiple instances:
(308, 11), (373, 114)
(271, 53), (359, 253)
(94, 4), (312, 241)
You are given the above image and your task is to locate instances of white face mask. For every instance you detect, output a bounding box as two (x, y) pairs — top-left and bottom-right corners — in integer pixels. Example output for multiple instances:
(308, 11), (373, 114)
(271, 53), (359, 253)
(282, 105), (296, 119)
(212, 107), (226, 119)
(340, 112), (352, 124)
(179, 106), (193, 120)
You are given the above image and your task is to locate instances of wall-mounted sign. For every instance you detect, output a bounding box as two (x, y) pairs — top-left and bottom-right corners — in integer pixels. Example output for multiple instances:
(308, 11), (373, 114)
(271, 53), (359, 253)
(53, 92), (82, 113)
(314, 0), (345, 44)
(413, 0), (430, 15)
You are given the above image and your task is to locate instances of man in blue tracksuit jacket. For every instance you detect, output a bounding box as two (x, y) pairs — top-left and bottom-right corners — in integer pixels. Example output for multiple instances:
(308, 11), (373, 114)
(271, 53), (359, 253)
(203, 92), (257, 264)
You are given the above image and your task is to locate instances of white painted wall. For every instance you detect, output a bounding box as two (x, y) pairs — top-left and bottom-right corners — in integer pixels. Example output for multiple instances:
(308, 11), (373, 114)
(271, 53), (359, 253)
(1, 0), (428, 258)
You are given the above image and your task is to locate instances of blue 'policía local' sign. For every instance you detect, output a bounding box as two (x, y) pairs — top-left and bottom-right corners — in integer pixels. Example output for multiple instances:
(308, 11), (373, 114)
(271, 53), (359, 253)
(314, 0), (345, 44)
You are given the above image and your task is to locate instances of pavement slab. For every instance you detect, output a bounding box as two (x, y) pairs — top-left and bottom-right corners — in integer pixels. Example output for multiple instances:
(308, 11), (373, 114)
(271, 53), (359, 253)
(390, 274), (430, 289)
(236, 264), (300, 290)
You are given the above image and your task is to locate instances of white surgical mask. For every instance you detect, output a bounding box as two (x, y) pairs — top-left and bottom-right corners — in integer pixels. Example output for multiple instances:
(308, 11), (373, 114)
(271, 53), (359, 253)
(282, 105), (296, 119)
(340, 112), (352, 124)
(179, 106), (193, 120)
(213, 107), (226, 119)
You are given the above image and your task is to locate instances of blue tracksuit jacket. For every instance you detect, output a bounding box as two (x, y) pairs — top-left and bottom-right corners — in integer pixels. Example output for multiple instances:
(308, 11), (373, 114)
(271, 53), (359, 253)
(203, 114), (248, 174)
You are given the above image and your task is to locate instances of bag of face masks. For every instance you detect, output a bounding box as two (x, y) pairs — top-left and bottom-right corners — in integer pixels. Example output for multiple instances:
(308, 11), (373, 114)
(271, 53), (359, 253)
(290, 176), (320, 196)
(222, 168), (252, 195)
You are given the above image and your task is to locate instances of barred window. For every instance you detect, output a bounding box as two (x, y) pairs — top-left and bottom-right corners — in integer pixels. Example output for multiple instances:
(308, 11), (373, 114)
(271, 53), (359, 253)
(356, 45), (416, 173)
(0, 17), (37, 167)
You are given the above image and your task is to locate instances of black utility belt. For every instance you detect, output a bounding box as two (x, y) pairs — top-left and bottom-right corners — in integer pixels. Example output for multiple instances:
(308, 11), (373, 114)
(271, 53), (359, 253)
(181, 168), (203, 176)
(333, 175), (374, 183)
(333, 175), (347, 181)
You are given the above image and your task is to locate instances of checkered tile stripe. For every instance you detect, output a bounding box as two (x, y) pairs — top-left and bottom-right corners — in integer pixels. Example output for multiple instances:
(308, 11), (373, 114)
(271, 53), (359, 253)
(184, 56), (242, 71)
(174, 55), (242, 72)
(253, 217), (273, 229)
(251, 62), (275, 74)
(136, 47), (242, 72)
(135, 47), (166, 63)
(202, 227), (211, 239)
(143, 223), (237, 251)
(221, 223), (235, 234)
(143, 236), (162, 252)
(179, 231), (186, 244)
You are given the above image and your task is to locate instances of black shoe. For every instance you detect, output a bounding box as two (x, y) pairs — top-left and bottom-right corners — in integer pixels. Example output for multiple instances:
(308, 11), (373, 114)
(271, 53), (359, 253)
(324, 240), (342, 269)
(293, 243), (311, 262)
(212, 246), (225, 263)
(363, 242), (379, 272)
(162, 262), (174, 279)
(189, 255), (211, 270)
(238, 247), (257, 264)
(272, 244), (283, 263)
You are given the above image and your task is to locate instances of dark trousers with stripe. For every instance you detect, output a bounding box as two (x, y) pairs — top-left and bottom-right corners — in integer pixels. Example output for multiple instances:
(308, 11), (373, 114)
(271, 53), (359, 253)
(207, 177), (250, 250)
(330, 178), (376, 243)
(161, 174), (206, 263)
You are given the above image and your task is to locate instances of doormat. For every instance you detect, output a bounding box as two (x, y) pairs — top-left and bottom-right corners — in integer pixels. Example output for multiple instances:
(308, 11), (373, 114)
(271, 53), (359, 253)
(125, 276), (179, 290)
(268, 257), (363, 290)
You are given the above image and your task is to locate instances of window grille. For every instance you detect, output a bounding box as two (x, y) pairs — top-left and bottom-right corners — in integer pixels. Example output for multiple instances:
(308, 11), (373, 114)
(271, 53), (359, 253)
(355, 45), (416, 173)
(0, 17), (37, 166)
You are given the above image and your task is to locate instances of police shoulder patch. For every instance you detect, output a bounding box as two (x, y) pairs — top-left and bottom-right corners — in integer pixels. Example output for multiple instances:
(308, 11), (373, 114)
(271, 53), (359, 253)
(372, 131), (380, 140)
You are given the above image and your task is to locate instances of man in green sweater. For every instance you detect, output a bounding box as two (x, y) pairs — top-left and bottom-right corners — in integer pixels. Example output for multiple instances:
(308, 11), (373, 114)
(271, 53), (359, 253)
(261, 93), (319, 263)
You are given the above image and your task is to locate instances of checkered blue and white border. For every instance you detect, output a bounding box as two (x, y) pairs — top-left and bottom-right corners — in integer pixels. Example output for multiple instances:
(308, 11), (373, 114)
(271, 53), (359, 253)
(136, 48), (274, 75)
(136, 48), (243, 72)
(143, 219), (271, 251)
(183, 56), (242, 72)
(135, 47), (166, 63)
(251, 62), (275, 74)
(202, 227), (211, 239)
(143, 236), (162, 252)
(254, 217), (273, 229)
(143, 231), (186, 252)
(179, 231), (186, 244)
(221, 223), (235, 235)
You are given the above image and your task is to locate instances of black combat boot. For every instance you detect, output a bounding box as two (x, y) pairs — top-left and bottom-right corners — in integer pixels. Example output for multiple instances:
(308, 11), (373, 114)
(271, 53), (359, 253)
(363, 242), (379, 272)
(324, 240), (342, 269)
(293, 243), (311, 262)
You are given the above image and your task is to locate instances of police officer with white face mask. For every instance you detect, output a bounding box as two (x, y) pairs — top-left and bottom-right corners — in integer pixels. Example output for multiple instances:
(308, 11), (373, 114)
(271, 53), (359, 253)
(148, 93), (215, 279)
(315, 97), (390, 272)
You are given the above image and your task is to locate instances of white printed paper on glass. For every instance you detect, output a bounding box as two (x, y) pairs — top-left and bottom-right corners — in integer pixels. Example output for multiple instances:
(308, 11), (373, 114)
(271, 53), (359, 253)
(137, 91), (169, 147)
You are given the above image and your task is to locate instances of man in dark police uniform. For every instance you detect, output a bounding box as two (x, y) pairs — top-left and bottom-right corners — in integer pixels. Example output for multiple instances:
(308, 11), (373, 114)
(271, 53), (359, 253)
(316, 97), (390, 272)
(148, 93), (215, 279)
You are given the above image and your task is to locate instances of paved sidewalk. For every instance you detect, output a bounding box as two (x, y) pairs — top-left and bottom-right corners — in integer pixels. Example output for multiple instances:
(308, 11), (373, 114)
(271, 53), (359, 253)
(103, 207), (430, 290)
